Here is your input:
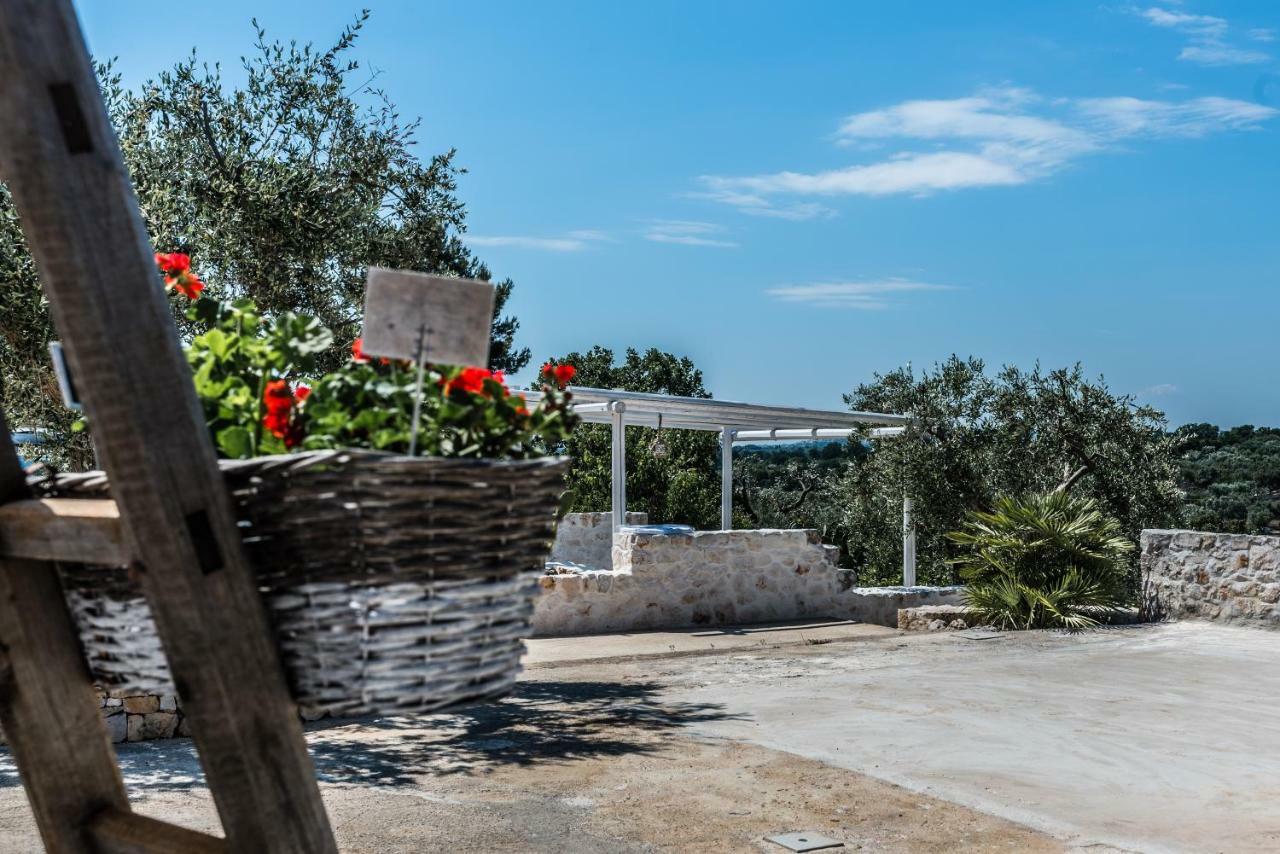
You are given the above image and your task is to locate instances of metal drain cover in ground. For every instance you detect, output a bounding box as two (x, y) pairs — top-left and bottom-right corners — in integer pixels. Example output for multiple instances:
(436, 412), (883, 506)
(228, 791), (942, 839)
(765, 831), (843, 852)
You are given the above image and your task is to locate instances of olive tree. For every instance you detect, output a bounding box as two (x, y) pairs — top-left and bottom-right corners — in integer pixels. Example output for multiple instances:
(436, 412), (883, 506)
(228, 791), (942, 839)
(842, 357), (1181, 586)
(1, 12), (527, 467)
(545, 345), (722, 530)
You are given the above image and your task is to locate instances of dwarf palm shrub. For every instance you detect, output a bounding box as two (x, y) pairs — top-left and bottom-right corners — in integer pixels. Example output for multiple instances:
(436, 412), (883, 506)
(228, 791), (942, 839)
(947, 491), (1134, 630)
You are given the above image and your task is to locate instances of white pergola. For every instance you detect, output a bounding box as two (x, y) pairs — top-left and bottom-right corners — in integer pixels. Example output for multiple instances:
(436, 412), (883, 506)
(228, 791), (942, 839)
(528, 386), (919, 585)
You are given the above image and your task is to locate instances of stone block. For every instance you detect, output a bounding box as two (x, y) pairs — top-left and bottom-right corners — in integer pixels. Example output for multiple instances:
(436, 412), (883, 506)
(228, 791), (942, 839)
(122, 695), (160, 714)
(127, 711), (177, 742)
(103, 711), (127, 743)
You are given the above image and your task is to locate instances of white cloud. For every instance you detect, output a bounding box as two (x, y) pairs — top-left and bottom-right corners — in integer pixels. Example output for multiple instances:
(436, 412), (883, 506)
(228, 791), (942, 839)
(685, 188), (835, 221)
(765, 278), (954, 310)
(1138, 6), (1271, 66)
(696, 86), (1276, 209)
(1076, 95), (1276, 137)
(465, 230), (610, 252)
(705, 152), (1028, 199)
(1140, 383), (1179, 397)
(1178, 43), (1271, 65)
(644, 220), (737, 248)
(1141, 7), (1227, 40)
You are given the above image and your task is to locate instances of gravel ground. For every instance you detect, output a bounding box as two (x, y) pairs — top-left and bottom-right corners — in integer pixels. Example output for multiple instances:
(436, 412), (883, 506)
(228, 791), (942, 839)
(0, 658), (1058, 852)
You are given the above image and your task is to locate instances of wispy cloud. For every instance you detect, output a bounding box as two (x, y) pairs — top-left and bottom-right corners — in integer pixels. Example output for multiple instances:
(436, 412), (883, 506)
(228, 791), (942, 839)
(1139, 382), (1179, 397)
(644, 220), (737, 248)
(684, 188), (835, 221)
(465, 230), (610, 252)
(765, 278), (954, 310)
(1138, 6), (1271, 66)
(695, 86), (1276, 211)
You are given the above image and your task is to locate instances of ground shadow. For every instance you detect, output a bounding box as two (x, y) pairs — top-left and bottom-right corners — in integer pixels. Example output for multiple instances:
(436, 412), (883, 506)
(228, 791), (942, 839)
(306, 678), (741, 787)
(0, 736), (208, 795)
(0, 679), (739, 794)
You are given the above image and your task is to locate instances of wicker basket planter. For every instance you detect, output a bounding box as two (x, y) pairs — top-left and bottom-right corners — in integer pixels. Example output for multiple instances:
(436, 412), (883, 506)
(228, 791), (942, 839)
(42, 450), (567, 717)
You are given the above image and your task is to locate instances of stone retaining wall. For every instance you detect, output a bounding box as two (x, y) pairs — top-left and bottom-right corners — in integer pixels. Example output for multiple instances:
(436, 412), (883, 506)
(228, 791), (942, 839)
(1142, 529), (1280, 626)
(100, 690), (189, 742)
(0, 690), (187, 746)
(548, 511), (648, 569)
(533, 525), (963, 635)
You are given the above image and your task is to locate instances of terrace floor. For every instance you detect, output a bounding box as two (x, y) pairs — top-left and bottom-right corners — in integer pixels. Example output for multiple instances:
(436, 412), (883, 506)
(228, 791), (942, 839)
(1, 621), (1277, 852)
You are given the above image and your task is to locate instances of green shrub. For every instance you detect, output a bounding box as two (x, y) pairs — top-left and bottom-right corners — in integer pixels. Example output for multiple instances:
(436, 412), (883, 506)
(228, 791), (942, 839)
(947, 491), (1134, 630)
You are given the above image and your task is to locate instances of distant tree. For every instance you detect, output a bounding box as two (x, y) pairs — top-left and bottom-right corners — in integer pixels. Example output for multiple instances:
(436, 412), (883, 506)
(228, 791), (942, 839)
(0, 12), (527, 468)
(546, 346), (721, 529)
(733, 441), (867, 547)
(841, 357), (1182, 586)
(1175, 423), (1280, 533)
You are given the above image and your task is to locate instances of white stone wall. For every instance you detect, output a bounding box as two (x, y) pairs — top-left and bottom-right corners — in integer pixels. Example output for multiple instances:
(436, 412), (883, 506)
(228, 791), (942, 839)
(534, 526), (964, 635)
(1142, 529), (1280, 626)
(548, 511), (648, 570)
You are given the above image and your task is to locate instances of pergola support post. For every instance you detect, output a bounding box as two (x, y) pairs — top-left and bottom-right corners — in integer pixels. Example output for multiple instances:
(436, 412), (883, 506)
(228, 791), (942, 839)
(903, 493), (917, 587)
(721, 427), (734, 530)
(610, 401), (626, 531)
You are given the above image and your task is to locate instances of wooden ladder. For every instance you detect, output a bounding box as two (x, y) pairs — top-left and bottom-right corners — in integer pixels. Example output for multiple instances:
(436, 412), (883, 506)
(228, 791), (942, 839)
(0, 1), (339, 851)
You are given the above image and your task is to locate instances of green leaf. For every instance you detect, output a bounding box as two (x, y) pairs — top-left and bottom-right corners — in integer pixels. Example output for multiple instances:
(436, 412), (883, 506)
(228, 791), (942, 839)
(216, 426), (253, 460)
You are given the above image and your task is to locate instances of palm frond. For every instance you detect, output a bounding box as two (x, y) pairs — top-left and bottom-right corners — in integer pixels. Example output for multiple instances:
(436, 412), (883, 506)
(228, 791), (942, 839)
(950, 491), (1132, 630)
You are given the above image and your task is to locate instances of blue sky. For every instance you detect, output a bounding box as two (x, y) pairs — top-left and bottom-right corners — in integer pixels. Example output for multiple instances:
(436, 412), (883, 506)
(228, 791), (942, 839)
(81, 2), (1280, 426)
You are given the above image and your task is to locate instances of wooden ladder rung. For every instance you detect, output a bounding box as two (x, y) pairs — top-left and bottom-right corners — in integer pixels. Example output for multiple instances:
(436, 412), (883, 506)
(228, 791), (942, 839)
(88, 807), (228, 854)
(0, 498), (130, 565)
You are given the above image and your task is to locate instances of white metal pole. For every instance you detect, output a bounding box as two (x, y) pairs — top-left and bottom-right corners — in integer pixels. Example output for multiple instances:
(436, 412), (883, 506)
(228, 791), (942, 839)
(721, 427), (734, 530)
(611, 401), (626, 531)
(903, 492), (917, 587)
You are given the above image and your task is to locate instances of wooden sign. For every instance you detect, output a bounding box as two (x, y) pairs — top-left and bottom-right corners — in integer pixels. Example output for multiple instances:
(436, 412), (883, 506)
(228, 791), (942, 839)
(360, 268), (495, 366)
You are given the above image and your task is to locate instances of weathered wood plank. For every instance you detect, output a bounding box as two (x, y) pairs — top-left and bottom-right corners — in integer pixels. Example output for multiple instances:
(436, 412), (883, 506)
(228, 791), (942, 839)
(0, 3), (336, 851)
(0, 498), (130, 565)
(88, 807), (228, 854)
(0, 412), (130, 853)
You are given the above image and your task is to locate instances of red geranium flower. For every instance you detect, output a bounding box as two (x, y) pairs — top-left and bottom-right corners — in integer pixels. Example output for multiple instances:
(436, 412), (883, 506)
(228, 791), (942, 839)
(172, 274), (204, 300)
(263, 379), (294, 414)
(155, 251), (204, 299)
(351, 337), (370, 363)
(262, 380), (308, 443)
(154, 252), (191, 273)
(541, 362), (576, 389)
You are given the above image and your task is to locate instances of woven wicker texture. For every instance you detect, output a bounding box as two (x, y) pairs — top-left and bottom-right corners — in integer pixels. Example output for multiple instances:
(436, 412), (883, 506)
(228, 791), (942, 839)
(41, 450), (569, 587)
(43, 452), (567, 715)
(63, 570), (541, 715)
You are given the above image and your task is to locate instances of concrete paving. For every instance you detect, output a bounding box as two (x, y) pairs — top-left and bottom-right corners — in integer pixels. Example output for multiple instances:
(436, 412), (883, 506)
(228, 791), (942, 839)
(1, 620), (1276, 851)
(524, 618), (896, 666)
(639, 621), (1280, 853)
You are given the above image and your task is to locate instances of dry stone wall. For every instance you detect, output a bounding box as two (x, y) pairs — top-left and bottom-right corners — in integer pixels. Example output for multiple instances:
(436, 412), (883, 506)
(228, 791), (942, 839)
(0, 689), (188, 747)
(1142, 529), (1280, 626)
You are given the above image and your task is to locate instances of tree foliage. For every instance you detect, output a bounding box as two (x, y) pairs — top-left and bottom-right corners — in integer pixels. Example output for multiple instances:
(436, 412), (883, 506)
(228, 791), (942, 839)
(1175, 423), (1280, 534)
(733, 441), (866, 542)
(0, 13), (527, 468)
(840, 357), (1180, 586)
(547, 345), (722, 530)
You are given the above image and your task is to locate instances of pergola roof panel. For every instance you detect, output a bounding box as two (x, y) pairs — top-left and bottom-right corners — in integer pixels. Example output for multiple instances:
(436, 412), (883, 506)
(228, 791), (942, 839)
(526, 386), (907, 432)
